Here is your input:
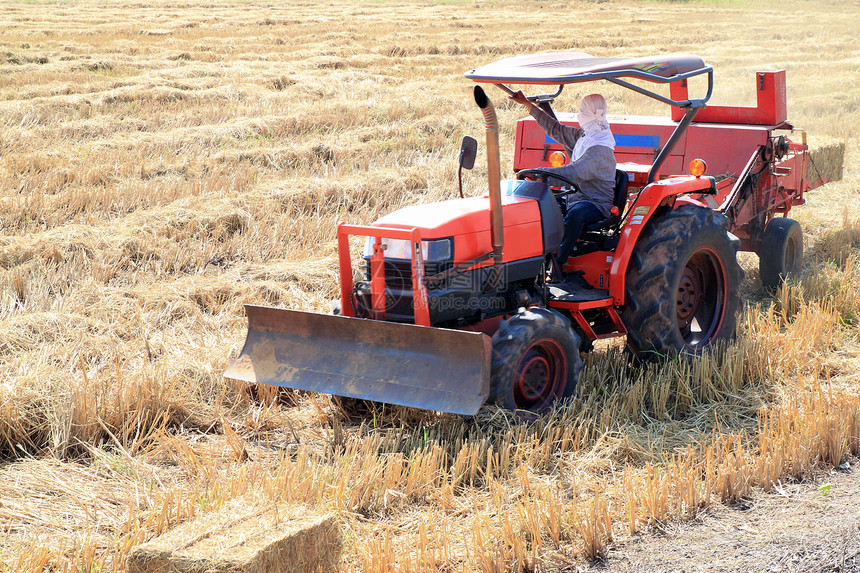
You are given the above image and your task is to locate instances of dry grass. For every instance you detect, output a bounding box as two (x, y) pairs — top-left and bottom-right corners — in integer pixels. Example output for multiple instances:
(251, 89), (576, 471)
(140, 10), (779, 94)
(1, 0), (859, 570)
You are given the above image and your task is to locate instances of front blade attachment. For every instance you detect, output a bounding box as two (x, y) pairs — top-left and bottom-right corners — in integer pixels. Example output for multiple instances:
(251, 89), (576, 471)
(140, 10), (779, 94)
(225, 305), (492, 415)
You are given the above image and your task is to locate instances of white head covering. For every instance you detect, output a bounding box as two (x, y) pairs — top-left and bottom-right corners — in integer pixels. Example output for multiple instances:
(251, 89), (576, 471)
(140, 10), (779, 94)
(572, 94), (615, 160)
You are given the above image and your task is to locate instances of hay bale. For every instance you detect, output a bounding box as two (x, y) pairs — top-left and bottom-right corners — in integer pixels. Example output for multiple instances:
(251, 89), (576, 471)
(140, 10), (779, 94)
(808, 136), (845, 185)
(127, 500), (340, 573)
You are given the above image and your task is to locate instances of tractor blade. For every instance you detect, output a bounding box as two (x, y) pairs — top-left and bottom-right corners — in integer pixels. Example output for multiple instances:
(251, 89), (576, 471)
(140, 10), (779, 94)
(225, 305), (492, 415)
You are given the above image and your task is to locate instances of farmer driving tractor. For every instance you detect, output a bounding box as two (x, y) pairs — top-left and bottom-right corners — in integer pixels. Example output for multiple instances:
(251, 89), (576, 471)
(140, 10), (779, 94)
(509, 91), (616, 265)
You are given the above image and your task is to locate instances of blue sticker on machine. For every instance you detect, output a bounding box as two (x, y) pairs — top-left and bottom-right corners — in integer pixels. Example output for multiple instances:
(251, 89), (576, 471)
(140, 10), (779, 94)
(544, 133), (660, 148)
(614, 134), (661, 148)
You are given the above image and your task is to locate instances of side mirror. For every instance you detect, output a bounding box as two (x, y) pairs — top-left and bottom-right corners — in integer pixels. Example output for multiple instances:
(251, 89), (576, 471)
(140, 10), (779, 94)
(457, 136), (478, 199)
(459, 136), (477, 170)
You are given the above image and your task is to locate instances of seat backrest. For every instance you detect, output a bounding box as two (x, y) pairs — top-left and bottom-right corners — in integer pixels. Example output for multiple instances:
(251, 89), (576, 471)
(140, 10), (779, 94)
(582, 169), (630, 235)
(612, 169), (630, 218)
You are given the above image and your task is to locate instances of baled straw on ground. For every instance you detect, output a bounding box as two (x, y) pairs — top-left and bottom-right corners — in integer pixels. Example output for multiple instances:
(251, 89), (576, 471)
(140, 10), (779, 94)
(127, 499), (340, 573)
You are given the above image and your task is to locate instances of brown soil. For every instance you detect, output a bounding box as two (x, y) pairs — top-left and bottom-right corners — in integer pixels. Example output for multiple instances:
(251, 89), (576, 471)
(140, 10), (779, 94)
(577, 460), (860, 573)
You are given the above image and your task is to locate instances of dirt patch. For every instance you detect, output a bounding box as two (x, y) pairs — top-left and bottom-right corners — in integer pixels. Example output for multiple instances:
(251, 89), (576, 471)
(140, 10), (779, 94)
(578, 460), (860, 573)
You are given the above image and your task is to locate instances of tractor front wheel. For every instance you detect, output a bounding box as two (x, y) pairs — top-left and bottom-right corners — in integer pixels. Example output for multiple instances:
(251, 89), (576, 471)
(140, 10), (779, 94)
(759, 217), (803, 290)
(622, 205), (743, 360)
(489, 308), (582, 417)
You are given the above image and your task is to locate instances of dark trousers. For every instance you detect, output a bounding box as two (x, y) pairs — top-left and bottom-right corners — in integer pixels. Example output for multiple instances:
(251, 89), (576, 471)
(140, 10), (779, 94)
(557, 201), (603, 264)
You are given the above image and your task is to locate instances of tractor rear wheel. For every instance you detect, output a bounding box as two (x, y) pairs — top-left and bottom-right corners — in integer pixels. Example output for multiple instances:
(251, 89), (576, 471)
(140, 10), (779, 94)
(622, 205), (743, 360)
(489, 308), (582, 417)
(759, 217), (803, 290)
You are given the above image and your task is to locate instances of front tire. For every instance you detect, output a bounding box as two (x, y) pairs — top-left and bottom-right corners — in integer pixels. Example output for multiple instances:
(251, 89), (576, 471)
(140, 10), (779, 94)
(489, 308), (582, 417)
(622, 205), (743, 360)
(759, 217), (802, 290)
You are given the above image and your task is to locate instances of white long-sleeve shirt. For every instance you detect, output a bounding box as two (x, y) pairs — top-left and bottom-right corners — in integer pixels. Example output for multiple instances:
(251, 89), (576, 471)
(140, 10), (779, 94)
(529, 107), (617, 218)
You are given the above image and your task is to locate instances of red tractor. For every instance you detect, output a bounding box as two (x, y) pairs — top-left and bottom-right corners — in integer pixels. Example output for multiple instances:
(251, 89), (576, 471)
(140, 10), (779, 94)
(226, 53), (828, 417)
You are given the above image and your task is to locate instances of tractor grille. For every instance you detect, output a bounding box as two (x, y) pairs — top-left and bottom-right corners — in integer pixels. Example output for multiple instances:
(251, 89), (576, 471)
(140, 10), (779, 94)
(363, 259), (448, 289)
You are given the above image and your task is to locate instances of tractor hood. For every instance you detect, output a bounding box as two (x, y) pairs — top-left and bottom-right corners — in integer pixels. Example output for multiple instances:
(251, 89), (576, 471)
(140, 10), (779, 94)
(371, 186), (543, 264)
(372, 192), (538, 238)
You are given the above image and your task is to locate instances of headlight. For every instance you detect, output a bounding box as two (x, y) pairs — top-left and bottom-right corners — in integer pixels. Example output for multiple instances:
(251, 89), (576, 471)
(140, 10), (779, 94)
(363, 237), (453, 262)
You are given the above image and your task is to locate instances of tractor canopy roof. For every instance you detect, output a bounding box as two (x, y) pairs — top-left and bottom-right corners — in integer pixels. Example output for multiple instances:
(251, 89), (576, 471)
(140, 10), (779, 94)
(465, 52), (709, 86)
(466, 52), (713, 110)
(467, 53), (715, 185)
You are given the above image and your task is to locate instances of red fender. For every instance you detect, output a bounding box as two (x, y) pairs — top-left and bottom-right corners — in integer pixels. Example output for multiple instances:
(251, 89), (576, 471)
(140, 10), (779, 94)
(608, 176), (716, 304)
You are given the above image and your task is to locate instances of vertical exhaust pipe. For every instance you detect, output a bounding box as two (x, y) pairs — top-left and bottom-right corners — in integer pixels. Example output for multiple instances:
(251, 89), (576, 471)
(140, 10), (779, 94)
(474, 86), (504, 290)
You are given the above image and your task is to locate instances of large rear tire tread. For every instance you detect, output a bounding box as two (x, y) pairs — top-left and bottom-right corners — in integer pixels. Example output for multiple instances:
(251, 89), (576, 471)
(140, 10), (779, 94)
(622, 205), (743, 360)
(759, 217), (803, 291)
(489, 307), (582, 417)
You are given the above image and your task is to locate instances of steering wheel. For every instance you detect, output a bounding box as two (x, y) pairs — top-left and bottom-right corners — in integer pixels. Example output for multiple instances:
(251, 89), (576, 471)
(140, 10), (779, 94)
(516, 168), (580, 196)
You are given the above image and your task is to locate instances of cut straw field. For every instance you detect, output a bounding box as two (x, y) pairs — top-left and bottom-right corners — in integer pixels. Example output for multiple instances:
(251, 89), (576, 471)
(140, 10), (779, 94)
(1, 0), (859, 570)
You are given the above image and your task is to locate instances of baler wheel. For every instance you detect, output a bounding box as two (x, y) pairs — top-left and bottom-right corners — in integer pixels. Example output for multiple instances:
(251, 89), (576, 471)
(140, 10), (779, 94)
(759, 217), (803, 291)
(622, 205), (743, 359)
(489, 308), (582, 417)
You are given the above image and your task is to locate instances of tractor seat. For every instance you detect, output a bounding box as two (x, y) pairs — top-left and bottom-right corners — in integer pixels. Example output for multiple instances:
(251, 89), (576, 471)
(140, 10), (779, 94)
(583, 169), (630, 233)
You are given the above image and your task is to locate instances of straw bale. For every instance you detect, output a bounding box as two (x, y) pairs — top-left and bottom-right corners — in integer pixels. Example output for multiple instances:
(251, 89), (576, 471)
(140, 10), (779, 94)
(807, 136), (844, 185)
(127, 499), (340, 573)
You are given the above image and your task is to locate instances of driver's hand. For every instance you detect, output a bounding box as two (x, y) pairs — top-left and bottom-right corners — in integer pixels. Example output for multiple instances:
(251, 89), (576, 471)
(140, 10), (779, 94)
(509, 90), (534, 109)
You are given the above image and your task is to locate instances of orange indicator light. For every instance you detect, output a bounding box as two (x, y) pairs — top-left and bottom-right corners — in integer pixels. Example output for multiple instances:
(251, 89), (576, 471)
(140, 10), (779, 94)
(689, 158), (707, 177)
(549, 151), (567, 168)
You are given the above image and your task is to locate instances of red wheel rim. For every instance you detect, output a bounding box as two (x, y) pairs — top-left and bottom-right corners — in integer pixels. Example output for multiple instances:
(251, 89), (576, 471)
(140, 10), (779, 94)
(513, 338), (567, 412)
(677, 248), (727, 349)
